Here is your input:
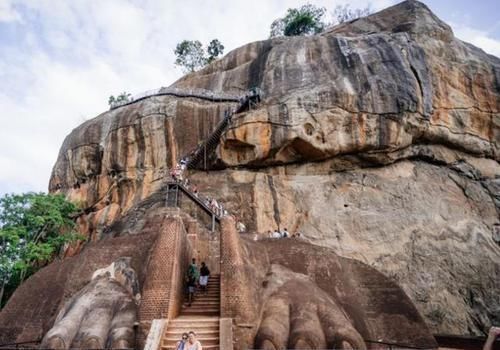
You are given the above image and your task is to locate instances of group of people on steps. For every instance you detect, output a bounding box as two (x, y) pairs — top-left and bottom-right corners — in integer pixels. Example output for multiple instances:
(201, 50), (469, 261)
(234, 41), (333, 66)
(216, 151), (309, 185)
(186, 258), (210, 306)
(176, 331), (201, 350)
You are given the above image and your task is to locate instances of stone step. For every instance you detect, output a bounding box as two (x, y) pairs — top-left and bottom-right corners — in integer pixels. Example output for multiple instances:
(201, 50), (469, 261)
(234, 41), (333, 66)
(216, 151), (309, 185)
(182, 303), (219, 308)
(170, 316), (219, 322)
(183, 300), (220, 305)
(167, 325), (219, 333)
(181, 308), (219, 313)
(165, 329), (219, 337)
(181, 307), (220, 312)
(181, 310), (219, 316)
(161, 345), (219, 350)
(163, 336), (219, 346)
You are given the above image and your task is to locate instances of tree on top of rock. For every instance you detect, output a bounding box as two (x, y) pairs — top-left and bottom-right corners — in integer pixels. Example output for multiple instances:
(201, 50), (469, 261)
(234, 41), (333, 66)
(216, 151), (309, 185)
(331, 4), (372, 25)
(207, 39), (225, 64)
(270, 4), (326, 37)
(269, 3), (373, 37)
(174, 39), (225, 73)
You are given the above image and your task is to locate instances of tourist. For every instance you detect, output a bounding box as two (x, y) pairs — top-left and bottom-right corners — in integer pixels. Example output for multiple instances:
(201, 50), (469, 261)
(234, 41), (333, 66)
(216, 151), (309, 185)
(199, 262), (210, 293)
(483, 326), (500, 350)
(188, 258), (199, 282)
(176, 333), (189, 350)
(267, 230), (273, 238)
(282, 228), (289, 238)
(186, 271), (196, 306)
(187, 331), (202, 350)
(236, 221), (246, 233)
(272, 229), (281, 239)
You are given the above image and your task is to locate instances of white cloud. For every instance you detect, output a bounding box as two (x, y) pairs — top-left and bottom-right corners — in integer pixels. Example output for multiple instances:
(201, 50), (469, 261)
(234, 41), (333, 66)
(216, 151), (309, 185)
(1, 0), (498, 197)
(0, 0), (21, 23)
(450, 22), (500, 58)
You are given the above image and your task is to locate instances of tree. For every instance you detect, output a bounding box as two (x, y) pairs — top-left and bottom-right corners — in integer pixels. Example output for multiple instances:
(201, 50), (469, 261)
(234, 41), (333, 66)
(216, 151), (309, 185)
(270, 4), (326, 37)
(0, 193), (82, 308)
(207, 39), (225, 63)
(174, 40), (207, 73)
(331, 4), (372, 25)
(108, 92), (131, 107)
(174, 39), (225, 73)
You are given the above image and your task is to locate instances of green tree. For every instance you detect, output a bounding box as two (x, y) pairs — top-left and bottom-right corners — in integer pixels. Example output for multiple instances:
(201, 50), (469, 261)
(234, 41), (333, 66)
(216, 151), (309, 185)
(207, 39), (225, 63)
(0, 193), (82, 308)
(270, 4), (326, 37)
(174, 40), (207, 73)
(331, 4), (372, 24)
(108, 91), (132, 107)
(174, 39), (225, 73)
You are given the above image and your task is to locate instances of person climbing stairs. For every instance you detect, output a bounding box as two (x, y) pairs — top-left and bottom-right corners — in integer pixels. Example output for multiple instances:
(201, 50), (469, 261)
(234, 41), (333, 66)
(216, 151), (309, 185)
(161, 275), (221, 350)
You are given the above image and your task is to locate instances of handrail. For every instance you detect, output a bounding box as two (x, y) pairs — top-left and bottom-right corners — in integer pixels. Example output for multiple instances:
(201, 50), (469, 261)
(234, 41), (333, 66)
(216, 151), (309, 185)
(0, 339), (40, 348)
(185, 87), (262, 170)
(0, 339), (135, 349)
(363, 339), (432, 349)
(109, 87), (241, 110)
(167, 181), (221, 221)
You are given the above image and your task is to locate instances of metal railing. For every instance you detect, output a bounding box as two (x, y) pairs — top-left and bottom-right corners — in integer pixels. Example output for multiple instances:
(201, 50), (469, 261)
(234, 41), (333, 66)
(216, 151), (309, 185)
(364, 339), (434, 349)
(109, 86), (242, 110)
(0, 340), (135, 350)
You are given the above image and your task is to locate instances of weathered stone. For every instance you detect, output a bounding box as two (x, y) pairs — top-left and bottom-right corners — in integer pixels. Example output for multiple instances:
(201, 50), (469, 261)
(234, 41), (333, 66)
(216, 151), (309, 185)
(2, 0), (498, 344)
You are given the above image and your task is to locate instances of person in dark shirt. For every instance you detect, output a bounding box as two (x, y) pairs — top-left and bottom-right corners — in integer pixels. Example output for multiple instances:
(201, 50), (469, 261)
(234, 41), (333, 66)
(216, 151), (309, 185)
(199, 262), (210, 294)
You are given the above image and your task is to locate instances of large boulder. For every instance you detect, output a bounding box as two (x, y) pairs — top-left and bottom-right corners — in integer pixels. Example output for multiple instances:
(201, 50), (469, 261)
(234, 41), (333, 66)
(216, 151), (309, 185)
(17, 0), (500, 338)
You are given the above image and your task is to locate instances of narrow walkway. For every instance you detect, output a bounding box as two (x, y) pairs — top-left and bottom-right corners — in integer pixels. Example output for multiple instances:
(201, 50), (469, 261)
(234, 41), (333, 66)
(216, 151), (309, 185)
(161, 275), (220, 350)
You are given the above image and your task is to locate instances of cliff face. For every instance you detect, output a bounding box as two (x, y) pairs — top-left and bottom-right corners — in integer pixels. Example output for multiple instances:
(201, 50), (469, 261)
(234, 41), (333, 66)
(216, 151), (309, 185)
(48, 0), (499, 335)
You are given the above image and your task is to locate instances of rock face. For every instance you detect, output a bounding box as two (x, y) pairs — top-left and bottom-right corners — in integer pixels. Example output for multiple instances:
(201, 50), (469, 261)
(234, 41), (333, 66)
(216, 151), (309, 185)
(219, 217), (437, 349)
(11, 0), (500, 341)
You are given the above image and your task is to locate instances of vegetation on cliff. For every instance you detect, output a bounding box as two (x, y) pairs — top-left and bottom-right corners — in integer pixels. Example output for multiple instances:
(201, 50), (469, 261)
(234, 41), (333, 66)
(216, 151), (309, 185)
(0, 193), (82, 308)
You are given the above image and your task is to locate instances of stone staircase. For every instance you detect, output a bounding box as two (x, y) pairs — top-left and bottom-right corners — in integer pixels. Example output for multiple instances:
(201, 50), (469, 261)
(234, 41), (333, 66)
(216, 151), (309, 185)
(161, 275), (220, 350)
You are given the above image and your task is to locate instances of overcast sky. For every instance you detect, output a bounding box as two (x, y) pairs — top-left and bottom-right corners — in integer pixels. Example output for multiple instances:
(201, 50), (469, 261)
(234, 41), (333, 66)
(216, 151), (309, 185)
(0, 0), (499, 196)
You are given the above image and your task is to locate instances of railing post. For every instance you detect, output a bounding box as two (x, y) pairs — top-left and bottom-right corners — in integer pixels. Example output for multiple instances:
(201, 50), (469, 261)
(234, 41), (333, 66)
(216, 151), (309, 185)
(204, 144), (207, 171)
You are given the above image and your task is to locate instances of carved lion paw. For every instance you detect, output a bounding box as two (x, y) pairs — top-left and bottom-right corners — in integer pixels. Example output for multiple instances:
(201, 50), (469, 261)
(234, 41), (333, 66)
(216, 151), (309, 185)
(41, 258), (140, 349)
(255, 265), (366, 350)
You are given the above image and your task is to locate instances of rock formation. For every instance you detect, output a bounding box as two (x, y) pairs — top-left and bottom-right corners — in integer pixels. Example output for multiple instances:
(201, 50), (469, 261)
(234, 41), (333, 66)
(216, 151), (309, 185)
(0, 0), (499, 348)
(41, 258), (140, 349)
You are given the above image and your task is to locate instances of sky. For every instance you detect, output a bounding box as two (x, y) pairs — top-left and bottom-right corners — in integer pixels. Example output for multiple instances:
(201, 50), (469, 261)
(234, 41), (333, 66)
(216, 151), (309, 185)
(0, 0), (499, 197)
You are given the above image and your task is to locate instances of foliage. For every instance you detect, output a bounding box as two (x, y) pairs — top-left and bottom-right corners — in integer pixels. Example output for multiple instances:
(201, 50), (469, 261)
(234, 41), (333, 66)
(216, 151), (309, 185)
(174, 39), (225, 73)
(207, 39), (225, 63)
(0, 192), (82, 308)
(270, 4), (326, 37)
(331, 4), (372, 25)
(108, 91), (132, 107)
(174, 40), (206, 73)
